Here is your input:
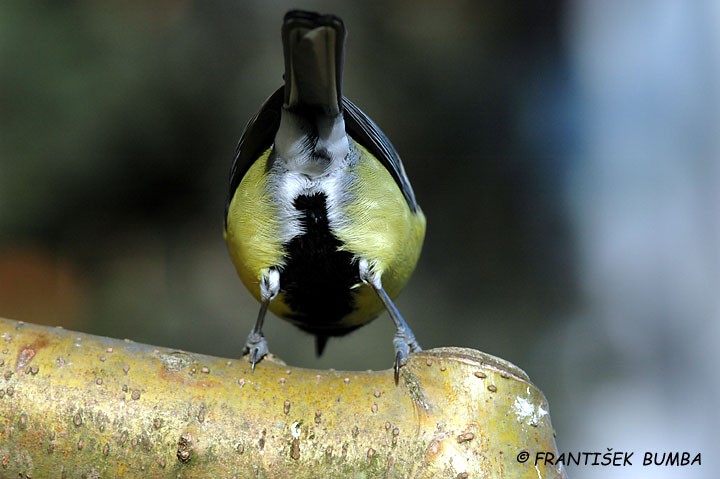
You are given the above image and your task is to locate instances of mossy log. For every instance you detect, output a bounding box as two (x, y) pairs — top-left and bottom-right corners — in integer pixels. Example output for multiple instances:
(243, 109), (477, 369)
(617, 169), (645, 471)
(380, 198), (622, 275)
(0, 317), (564, 478)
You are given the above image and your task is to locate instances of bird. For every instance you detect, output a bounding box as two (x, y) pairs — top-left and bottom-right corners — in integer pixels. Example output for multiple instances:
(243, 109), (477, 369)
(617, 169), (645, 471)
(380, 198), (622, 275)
(224, 10), (426, 381)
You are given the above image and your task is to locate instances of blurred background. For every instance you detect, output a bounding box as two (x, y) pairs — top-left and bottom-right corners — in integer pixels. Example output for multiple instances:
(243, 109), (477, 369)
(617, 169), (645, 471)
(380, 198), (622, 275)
(1, 1), (717, 477)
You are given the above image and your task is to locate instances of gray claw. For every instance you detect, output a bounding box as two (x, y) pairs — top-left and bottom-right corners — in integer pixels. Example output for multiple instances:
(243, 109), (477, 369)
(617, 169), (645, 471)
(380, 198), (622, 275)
(392, 332), (421, 383)
(394, 352), (402, 384)
(244, 331), (269, 371)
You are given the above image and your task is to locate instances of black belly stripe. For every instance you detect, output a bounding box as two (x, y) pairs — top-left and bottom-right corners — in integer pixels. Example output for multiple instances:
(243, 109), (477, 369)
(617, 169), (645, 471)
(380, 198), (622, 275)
(281, 192), (360, 335)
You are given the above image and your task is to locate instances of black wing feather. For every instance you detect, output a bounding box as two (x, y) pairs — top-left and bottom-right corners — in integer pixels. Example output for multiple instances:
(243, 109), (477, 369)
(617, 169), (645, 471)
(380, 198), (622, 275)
(225, 87), (284, 225)
(342, 97), (420, 212)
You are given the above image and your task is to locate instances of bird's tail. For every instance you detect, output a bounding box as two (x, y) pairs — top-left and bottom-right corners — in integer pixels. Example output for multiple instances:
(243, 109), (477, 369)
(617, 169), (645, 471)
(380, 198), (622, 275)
(282, 10), (346, 116)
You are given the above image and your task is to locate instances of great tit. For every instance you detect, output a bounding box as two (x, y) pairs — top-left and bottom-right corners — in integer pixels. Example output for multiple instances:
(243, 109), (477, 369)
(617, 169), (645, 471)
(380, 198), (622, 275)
(224, 10), (425, 380)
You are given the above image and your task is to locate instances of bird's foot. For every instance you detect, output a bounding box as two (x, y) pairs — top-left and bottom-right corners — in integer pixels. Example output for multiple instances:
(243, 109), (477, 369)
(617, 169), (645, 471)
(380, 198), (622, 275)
(243, 331), (269, 371)
(392, 331), (422, 383)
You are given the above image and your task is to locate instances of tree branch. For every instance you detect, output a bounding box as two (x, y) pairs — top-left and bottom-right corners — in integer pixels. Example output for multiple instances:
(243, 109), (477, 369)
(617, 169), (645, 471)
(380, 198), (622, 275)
(0, 317), (564, 478)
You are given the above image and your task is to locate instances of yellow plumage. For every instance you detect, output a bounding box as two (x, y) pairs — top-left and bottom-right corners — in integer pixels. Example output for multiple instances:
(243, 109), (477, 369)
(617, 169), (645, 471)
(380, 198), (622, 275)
(334, 142), (426, 323)
(225, 149), (282, 288)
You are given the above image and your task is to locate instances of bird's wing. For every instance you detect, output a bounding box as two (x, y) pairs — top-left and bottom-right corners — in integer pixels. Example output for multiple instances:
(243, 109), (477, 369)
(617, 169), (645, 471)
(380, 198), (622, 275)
(226, 90), (420, 223)
(225, 87), (284, 224)
(342, 97), (420, 212)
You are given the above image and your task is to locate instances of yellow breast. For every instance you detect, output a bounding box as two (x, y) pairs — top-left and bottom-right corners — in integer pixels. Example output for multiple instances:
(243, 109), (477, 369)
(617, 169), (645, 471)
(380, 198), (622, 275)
(333, 142), (426, 323)
(224, 143), (425, 327)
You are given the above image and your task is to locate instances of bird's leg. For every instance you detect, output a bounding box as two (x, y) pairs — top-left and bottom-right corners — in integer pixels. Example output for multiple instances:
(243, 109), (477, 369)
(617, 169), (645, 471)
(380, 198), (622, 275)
(359, 260), (421, 382)
(244, 267), (280, 370)
(374, 285), (422, 382)
(244, 300), (269, 371)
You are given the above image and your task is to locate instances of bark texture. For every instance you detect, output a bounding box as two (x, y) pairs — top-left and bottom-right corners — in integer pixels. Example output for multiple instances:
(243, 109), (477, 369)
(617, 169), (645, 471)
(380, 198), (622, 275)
(0, 317), (564, 478)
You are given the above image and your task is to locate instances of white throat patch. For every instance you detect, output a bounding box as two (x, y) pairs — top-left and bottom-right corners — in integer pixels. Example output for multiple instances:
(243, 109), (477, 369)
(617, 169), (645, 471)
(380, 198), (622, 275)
(268, 110), (357, 245)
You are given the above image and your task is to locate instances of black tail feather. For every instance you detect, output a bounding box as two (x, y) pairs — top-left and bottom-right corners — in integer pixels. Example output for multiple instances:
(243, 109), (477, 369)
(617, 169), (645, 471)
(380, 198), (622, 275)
(282, 10), (346, 115)
(315, 334), (329, 357)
